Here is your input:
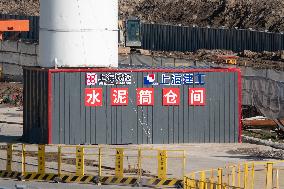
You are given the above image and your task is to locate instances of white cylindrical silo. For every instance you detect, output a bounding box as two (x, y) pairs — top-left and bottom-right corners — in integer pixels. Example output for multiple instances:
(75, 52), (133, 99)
(39, 0), (118, 68)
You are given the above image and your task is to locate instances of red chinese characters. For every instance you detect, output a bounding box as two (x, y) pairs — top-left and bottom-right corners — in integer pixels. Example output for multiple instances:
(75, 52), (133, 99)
(111, 88), (129, 106)
(84, 87), (207, 107)
(189, 88), (206, 106)
(85, 88), (103, 106)
(163, 88), (180, 106)
(136, 88), (154, 106)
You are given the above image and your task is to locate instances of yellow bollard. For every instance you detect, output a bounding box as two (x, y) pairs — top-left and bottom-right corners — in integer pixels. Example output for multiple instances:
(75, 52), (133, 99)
(189, 173), (195, 189)
(275, 168), (279, 189)
(157, 150), (167, 179)
(98, 147), (102, 177)
(76, 146), (84, 176)
(137, 148), (142, 180)
(184, 176), (189, 189)
(183, 150), (186, 178)
(6, 144), (13, 172)
(231, 166), (236, 187)
(210, 169), (214, 189)
(251, 163), (255, 189)
(115, 148), (124, 177)
(217, 168), (223, 189)
(21, 144), (26, 175)
(244, 163), (248, 189)
(58, 146), (62, 177)
(266, 163), (273, 189)
(200, 171), (206, 189)
(38, 145), (45, 174)
(237, 164), (241, 188)
(227, 166), (230, 186)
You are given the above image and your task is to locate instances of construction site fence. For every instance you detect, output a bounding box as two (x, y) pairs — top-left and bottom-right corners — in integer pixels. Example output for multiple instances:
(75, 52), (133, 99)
(184, 161), (284, 189)
(1, 143), (185, 186)
(1, 14), (284, 53)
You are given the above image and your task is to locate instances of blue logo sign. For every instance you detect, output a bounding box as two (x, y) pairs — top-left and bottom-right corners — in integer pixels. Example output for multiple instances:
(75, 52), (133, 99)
(144, 73), (206, 85)
(144, 74), (156, 85)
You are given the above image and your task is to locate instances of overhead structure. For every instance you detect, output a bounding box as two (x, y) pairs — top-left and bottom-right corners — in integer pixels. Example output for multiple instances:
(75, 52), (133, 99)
(39, 0), (118, 68)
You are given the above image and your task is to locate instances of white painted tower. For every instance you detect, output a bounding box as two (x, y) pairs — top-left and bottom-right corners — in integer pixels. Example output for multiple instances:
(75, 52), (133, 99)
(39, 0), (118, 67)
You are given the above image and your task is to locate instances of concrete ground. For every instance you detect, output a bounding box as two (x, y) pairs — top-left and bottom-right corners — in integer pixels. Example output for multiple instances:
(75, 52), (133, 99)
(0, 104), (283, 188)
(0, 178), (149, 189)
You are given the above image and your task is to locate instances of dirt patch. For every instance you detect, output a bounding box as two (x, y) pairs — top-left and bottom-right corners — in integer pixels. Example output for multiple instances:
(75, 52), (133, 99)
(243, 129), (284, 143)
(227, 147), (284, 160)
(123, 0), (284, 33)
(0, 82), (23, 106)
(0, 0), (39, 16)
(1, 0), (284, 33)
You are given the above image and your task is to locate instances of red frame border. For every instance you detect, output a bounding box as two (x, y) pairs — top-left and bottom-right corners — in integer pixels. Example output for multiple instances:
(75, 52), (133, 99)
(47, 68), (242, 143)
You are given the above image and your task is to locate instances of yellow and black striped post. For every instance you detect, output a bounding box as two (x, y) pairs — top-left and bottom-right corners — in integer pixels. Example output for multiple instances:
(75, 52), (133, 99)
(115, 148), (124, 177)
(6, 144), (13, 172)
(76, 146), (84, 176)
(21, 144), (26, 175)
(137, 148), (142, 180)
(98, 147), (102, 177)
(38, 145), (45, 174)
(58, 146), (62, 177)
(158, 150), (167, 179)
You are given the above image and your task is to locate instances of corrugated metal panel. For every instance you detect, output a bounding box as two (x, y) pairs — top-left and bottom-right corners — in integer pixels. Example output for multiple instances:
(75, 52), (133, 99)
(23, 68), (48, 143)
(141, 23), (284, 52)
(50, 70), (240, 145)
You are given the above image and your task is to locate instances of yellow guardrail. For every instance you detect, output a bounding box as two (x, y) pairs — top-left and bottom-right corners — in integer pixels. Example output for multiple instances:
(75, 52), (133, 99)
(2, 143), (186, 187)
(184, 161), (284, 189)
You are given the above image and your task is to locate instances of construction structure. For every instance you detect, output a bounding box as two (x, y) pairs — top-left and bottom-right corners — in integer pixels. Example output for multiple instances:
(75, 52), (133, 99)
(22, 0), (242, 145)
(23, 67), (242, 144)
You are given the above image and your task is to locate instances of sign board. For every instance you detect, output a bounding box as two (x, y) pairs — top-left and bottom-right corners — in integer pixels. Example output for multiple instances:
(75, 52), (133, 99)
(84, 72), (206, 107)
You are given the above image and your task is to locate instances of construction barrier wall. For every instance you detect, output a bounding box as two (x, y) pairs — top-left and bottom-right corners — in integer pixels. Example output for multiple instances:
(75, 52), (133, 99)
(0, 144), (185, 187)
(23, 67), (241, 144)
(1, 14), (284, 53)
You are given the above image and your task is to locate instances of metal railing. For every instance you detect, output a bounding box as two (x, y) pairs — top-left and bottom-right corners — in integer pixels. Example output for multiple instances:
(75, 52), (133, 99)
(184, 161), (284, 189)
(2, 143), (186, 186)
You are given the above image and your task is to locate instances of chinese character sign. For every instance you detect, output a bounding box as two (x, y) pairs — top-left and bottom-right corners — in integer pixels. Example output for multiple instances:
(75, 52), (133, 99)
(98, 73), (132, 85)
(84, 72), (207, 107)
(145, 73), (205, 86)
(189, 88), (206, 106)
(163, 88), (180, 106)
(136, 88), (154, 106)
(111, 88), (129, 106)
(85, 88), (103, 106)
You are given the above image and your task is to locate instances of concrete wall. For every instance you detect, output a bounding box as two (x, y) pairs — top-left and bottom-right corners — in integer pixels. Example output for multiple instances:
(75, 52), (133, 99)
(0, 40), (39, 80)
